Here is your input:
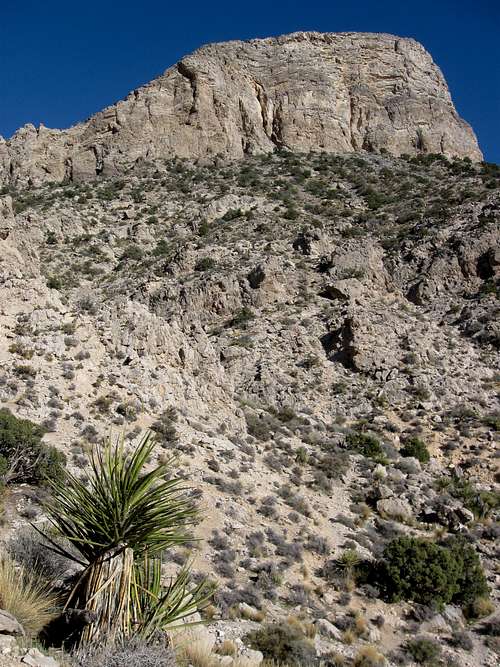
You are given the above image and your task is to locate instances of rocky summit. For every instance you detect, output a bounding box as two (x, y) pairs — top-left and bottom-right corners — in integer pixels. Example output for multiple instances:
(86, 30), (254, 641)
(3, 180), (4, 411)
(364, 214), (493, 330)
(0, 32), (482, 187)
(0, 31), (498, 667)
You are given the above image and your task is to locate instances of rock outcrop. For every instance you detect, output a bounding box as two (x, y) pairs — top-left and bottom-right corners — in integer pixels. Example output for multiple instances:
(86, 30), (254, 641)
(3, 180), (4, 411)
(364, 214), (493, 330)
(0, 32), (482, 187)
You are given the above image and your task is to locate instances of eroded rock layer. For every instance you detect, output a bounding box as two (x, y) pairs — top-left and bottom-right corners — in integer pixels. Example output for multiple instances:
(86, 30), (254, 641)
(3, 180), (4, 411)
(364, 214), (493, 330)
(1, 32), (482, 187)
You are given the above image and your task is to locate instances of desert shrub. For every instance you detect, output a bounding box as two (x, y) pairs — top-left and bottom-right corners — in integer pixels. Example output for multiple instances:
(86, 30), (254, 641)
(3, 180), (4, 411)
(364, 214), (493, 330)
(151, 407), (178, 447)
(449, 630), (473, 651)
(72, 636), (177, 667)
(0, 408), (66, 486)
(346, 432), (386, 462)
(438, 475), (500, 519)
(305, 534), (329, 555)
(313, 448), (351, 481)
(377, 536), (488, 608)
(7, 527), (75, 582)
(244, 409), (283, 441)
(152, 240), (170, 256)
(405, 637), (441, 664)
(76, 296), (98, 314)
(400, 436), (430, 463)
(47, 275), (63, 289)
(466, 595), (495, 619)
(120, 244), (143, 262)
(445, 536), (489, 608)
(194, 256), (215, 271)
(245, 622), (317, 666)
(0, 554), (58, 636)
(352, 645), (386, 667)
(230, 307), (255, 328)
(214, 586), (262, 616)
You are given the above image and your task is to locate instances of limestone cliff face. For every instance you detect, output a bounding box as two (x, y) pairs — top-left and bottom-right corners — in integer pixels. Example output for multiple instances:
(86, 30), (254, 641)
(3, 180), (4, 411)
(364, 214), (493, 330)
(1, 32), (482, 186)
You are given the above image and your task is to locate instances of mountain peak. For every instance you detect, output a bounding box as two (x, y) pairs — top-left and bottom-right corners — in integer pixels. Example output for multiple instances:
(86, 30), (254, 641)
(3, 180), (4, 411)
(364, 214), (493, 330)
(1, 31), (481, 187)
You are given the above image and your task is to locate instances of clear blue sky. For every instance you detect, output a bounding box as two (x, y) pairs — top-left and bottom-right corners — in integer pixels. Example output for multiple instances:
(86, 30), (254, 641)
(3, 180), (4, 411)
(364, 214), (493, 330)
(1, 0), (499, 162)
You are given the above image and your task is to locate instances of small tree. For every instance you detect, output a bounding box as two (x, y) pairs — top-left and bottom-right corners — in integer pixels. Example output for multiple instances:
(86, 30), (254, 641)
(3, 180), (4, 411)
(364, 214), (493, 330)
(346, 431), (386, 463)
(0, 408), (65, 486)
(377, 536), (488, 609)
(400, 437), (430, 463)
(44, 431), (212, 646)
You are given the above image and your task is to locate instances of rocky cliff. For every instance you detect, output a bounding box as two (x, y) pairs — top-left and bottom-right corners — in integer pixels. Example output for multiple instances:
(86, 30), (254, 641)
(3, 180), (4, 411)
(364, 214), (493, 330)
(0, 32), (482, 187)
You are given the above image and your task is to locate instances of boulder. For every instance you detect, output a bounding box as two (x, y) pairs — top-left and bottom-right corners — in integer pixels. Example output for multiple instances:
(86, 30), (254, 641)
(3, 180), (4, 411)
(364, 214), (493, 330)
(238, 648), (264, 666)
(22, 648), (59, 667)
(377, 497), (413, 521)
(0, 610), (24, 637)
(315, 618), (343, 641)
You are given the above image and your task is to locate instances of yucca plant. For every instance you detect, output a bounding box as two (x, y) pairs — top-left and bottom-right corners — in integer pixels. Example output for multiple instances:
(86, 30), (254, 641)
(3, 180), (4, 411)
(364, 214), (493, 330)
(43, 431), (212, 645)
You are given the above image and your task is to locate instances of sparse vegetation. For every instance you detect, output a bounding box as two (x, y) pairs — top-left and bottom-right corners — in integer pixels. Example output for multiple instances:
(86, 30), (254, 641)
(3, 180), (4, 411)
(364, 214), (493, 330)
(346, 431), (386, 463)
(406, 637), (441, 664)
(0, 145), (498, 666)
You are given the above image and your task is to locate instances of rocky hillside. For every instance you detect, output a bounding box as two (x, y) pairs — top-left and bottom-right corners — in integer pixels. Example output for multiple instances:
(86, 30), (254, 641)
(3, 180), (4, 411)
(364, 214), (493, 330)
(0, 145), (499, 665)
(0, 32), (482, 188)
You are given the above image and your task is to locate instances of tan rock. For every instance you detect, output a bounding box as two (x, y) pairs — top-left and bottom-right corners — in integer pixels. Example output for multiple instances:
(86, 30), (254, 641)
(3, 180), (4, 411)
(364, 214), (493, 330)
(1, 32), (481, 187)
(0, 611), (24, 637)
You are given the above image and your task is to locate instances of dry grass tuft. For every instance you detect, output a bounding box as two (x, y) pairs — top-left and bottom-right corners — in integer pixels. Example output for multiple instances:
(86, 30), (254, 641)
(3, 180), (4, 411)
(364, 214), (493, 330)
(285, 614), (316, 639)
(353, 612), (369, 638)
(216, 639), (237, 656)
(174, 633), (218, 667)
(341, 628), (355, 644)
(469, 596), (495, 618)
(0, 553), (58, 636)
(352, 644), (386, 666)
(239, 605), (266, 622)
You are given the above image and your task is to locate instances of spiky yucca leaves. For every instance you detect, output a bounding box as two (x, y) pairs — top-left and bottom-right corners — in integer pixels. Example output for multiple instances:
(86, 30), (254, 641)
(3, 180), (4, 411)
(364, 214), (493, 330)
(132, 553), (213, 641)
(44, 431), (210, 645)
(0, 553), (59, 636)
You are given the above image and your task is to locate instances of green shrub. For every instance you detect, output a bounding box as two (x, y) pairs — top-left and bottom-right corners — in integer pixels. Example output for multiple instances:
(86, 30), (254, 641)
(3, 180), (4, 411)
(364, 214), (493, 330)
(377, 536), (488, 609)
(406, 637), (441, 664)
(245, 622), (316, 666)
(194, 256), (215, 271)
(120, 244), (143, 262)
(46, 275), (63, 290)
(446, 536), (489, 607)
(346, 432), (386, 462)
(438, 475), (500, 519)
(230, 307), (255, 328)
(0, 409), (66, 486)
(221, 208), (242, 221)
(152, 240), (170, 256)
(400, 436), (430, 463)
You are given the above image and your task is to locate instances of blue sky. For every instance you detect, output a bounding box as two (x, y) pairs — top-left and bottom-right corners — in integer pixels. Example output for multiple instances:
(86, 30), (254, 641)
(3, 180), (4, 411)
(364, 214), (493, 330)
(1, 0), (499, 161)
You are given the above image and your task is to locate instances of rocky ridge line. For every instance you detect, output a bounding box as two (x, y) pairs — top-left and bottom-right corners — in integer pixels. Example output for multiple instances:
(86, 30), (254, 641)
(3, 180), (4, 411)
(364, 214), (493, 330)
(0, 31), (482, 187)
